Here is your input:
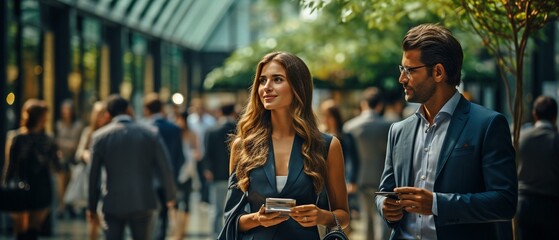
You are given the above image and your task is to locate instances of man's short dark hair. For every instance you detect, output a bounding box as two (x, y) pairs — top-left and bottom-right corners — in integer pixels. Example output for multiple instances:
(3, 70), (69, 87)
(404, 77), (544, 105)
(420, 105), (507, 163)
(363, 87), (383, 109)
(106, 94), (129, 117)
(144, 92), (163, 114)
(221, 103), (236, 116)
(403, 23), (463, 87)
(533, 95), (557, 121)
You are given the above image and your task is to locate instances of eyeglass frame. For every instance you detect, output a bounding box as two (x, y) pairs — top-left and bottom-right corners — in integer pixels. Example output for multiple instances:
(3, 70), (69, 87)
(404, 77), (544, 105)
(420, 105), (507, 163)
(398, 65), (432, 79)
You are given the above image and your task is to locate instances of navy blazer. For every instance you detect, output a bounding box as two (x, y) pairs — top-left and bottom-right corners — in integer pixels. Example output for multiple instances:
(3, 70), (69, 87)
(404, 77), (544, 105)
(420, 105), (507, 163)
(221, 134), (333, 240)
(375, 96), (517, 240)
(203, 119), (236, 182)
(153, 117), (185, 179)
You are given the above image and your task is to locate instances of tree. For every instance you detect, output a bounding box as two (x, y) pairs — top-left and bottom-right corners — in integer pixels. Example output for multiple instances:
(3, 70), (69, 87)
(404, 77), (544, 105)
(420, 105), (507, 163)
(459, 0), (558, 150)
(304, 0), (559, 149)
(205, 0), (491, 94)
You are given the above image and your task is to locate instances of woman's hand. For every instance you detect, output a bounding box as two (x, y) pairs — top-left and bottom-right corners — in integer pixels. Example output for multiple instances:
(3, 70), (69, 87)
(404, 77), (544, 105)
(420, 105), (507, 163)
(289, 204), (322, 227)
(254, 205), (289, 227)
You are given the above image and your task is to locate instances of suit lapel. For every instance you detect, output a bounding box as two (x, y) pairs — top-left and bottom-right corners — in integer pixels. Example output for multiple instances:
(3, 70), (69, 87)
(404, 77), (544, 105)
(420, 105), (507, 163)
(263, 141), (277, 192)
(263, 135), (301, 194)
(436, 97), (470, 179)
(281, 135), (303, 194)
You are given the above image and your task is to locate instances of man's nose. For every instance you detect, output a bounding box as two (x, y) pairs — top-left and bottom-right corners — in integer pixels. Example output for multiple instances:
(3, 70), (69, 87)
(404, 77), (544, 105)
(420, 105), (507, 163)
(398, 72), (407, 84)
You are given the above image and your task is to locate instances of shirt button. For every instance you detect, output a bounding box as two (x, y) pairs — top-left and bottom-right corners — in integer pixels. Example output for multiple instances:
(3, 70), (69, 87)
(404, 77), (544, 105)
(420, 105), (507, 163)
(424, 147), (428, 152)
(421, 175), (426, 180)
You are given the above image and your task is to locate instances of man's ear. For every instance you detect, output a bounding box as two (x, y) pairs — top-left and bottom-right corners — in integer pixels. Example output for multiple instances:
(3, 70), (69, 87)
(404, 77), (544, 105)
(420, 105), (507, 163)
(127, 106), (135, 117)
(433, 63), (446, 83)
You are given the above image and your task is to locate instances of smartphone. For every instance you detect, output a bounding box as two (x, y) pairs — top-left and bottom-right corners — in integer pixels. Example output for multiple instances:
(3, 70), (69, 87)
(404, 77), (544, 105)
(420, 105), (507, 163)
(265, 198), (296, 215)
(374, 191), (400, 199)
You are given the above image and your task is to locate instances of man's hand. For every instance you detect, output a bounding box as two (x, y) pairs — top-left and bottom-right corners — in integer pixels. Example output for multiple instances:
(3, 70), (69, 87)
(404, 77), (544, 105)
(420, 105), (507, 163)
(394, 187), (433, 215)
(346, 183), (357, 193)
(166, 200), (176, 209)
(86, 210), (100, 225)
(382, 197), (404, 222)
(204, 170), (214, 182)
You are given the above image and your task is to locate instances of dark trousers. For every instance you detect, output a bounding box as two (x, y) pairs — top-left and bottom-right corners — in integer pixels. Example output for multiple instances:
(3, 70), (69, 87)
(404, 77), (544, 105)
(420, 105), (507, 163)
(517, 193), (559, 240)
(197, 162), (210, 203)
(154, 187), (168, 240)
(103, 210), (156, 240)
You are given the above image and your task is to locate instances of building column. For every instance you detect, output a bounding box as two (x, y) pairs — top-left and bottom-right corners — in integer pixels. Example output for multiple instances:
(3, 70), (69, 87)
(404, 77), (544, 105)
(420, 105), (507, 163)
(1, 0), (8, 164)
(49, 5), (71, 121)
(149, 39), (161, 92)
(104, 25), (123, 95)
(532, 22), (556, 99)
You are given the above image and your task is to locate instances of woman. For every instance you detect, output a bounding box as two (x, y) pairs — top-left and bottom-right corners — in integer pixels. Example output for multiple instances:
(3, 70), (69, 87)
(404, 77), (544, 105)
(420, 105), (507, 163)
(4, 99), (61, 240)
(74, 101), (110, 166)
(54, 99), (84, 218)
(319, 99), (360, 223)
(71, 101), (110, 240)
(225, 52), (349, 239)
(319, 99), (359, 188)
(172, 110), (201, 240)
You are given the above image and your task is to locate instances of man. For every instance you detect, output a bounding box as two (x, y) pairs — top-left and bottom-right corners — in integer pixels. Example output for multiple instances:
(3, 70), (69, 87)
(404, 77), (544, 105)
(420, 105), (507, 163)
(143, 93), (184, 240)
(202, 103), (237, 238)
(375, 24), (517, 240)
(343, 87), (391, 240)
(517, 96), (559, 240)
(87, 95), (176, 240)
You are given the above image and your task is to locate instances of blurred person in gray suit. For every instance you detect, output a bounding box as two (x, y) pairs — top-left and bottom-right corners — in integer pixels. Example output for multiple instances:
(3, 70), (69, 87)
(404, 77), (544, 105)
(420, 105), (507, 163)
(343, 87), (391, 240)
(517, 95), (559, 240)
(87, 95), (176, 240)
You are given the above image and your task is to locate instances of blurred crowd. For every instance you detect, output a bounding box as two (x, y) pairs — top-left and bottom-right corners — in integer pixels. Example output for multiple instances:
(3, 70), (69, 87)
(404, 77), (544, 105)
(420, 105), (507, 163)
(1, 87), (557, 240)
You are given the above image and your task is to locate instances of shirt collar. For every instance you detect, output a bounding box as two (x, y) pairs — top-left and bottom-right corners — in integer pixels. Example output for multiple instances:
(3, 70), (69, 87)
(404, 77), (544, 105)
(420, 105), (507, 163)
(112, 114), (133, 123)
(534, 120), (555, 129)
(361, 109), (381, 119)
(147, 113), (164, 123)
(415, 90), (461, 122)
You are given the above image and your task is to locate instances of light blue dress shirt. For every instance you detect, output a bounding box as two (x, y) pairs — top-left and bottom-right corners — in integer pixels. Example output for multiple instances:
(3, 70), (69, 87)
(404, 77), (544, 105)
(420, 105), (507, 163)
(397, 91), (461, 240)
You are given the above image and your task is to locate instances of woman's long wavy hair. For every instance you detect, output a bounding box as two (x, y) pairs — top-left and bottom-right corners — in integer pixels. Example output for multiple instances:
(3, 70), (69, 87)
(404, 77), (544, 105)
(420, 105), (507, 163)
(233, 52), (327, 193)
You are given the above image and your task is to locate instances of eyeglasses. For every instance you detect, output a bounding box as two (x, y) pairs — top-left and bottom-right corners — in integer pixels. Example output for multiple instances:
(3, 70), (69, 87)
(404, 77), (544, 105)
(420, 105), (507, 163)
(398, 65), (428, 79)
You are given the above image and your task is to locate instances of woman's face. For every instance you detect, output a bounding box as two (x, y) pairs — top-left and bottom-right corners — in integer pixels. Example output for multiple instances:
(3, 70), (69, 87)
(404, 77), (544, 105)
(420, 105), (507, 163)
(95, 110), (110, 128)
(322, 110), (335, 130)
(258, 61), (293, 111)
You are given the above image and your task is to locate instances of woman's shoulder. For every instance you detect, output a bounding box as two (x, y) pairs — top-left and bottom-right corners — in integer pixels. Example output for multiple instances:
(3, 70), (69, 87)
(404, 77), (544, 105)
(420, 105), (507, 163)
(320, 132), (334, 145)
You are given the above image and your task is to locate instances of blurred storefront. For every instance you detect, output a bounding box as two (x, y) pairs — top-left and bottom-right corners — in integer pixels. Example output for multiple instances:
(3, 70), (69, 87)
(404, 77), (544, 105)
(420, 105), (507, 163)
(0, 0), (267, 161)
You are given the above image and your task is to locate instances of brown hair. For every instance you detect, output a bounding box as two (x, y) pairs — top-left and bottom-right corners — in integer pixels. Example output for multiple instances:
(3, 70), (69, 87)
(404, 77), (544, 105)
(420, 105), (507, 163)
(20, 99), (48, 131)
(403, 23), (463, 86)
(233, 52), (327, 193)
(143, 92), (163, 114)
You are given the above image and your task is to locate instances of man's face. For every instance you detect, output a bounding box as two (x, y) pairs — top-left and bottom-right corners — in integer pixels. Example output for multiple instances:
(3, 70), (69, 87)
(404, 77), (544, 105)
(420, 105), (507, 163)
(399, 49), (435, 104)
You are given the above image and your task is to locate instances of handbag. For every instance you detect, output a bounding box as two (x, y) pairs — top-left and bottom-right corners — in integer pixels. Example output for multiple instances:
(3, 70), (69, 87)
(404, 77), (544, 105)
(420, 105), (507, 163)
(321, 211), (348, 240)
(0, 133), (34, 212)
(63, 163), (89, 207)
(0, 148), (31, 212)
(316, 188), (349, 240)
(0, 180), (31, 212)
(319, 179), (348, 240)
